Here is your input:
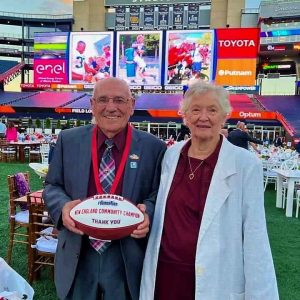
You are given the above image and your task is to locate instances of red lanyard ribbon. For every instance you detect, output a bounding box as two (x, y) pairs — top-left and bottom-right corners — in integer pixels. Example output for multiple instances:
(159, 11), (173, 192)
(91, 125), (132, 194)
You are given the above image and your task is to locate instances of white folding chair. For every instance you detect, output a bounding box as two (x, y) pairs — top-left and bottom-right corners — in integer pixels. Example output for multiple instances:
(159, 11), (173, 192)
(263, 159), (281, 191)
(296, 190), (300, 218)
(39, 143), (50, 165)
(280, 159), (299, 209)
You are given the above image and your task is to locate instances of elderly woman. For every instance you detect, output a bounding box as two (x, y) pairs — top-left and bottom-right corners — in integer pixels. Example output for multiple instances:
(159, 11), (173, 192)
(140, 81), (278, 300)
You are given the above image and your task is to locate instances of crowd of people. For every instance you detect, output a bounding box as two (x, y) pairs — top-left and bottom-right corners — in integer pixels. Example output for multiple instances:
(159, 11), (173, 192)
(0, 120), (56, 144)
(41, 78), (280, 300)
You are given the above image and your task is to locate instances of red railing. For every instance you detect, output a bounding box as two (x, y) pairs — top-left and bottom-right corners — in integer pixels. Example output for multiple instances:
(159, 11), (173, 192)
(276, 111), (296, 137)
(0, 62), (25, 82)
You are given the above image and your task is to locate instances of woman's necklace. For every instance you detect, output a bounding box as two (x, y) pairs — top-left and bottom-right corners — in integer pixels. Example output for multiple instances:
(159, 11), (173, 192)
(188, 156), (204, 180)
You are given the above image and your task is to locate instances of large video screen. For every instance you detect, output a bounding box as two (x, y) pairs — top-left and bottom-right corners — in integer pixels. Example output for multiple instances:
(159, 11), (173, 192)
(116, 31), (163, 86)
(69, 32), (113, 84)
(165, 30), (215, 85)
(34, 32), (69, 84)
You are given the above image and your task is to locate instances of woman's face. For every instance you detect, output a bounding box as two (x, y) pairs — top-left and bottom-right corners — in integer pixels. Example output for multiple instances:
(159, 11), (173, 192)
(184, 91), (227, 142)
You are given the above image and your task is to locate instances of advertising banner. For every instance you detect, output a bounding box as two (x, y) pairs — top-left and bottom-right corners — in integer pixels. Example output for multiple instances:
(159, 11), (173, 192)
(143, 6), (155, 30)
(34, 59), (67, 84)
(165, 30), (215, 85)
(116, 31), (162, 86)
(158, 5), (169, 30)
(115, 6), (126, 30)
(34, 32), (69, 84)
(173, 4), (184, 30)
(229, 111), (277, 120)
(224, 85), (259, 94)
(187, 3), (199, 29)
(129, 6), (140, 30)
(215, 59), (257, 86)
(216, 28), (260, 59)
(260, 44), (293, 52)
(69, 32), (113, 85)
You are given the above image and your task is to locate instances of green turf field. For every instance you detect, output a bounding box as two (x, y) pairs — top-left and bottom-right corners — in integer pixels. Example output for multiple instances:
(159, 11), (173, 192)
(0, 162), (299, 299)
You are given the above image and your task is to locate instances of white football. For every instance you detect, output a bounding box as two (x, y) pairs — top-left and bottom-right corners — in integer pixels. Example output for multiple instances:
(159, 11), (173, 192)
(70, 194), (144, 240)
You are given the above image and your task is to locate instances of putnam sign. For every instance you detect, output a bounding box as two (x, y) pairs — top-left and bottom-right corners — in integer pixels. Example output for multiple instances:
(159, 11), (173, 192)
(215, 59), (257, 86)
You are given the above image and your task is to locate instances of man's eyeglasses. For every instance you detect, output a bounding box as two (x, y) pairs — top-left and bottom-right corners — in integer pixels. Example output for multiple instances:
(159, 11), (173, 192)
(91, 96), (131, 106)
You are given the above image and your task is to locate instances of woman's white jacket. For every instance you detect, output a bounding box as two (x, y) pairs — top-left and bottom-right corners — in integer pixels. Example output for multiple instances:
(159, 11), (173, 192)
(140, 137), (279, 300)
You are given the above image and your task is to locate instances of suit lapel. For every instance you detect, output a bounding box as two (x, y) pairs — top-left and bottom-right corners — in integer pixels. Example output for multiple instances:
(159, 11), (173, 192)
(77, 126), (93, 199)
(122, 128), (142, 201)
(198, 138), (237, 245)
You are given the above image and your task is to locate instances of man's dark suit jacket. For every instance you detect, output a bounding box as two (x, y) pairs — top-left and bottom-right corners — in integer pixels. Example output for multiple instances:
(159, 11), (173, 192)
(227, 129), (263, 150)
(43, 125), (166, 300)
(274, 137), (283, 147)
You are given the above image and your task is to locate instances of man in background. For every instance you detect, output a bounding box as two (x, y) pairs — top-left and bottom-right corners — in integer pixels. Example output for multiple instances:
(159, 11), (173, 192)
(273, 134), (283, 147)
(228, 121), (263, 151)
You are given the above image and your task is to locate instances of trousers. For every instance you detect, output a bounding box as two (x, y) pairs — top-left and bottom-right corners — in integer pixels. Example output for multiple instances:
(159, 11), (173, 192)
(65, 237), (131, 300)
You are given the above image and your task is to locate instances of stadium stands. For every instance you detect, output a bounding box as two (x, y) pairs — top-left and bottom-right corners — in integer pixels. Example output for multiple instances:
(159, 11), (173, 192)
(257, 96), (300, 138)
(0, 60), (18, 74)
(229, 94), (262, 111)
(8, 91), (86, 108)
(1, 90), (300, 139)
(135, 93), (183, 110)
(0, 61), (25, 85)
(0, 91), (38, 105)
(63, 94), (91, 109)
(0, 91), (277, 111)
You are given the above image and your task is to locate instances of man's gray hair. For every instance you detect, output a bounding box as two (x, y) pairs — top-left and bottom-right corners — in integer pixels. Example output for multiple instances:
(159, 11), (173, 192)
(179, 80), (232, 115)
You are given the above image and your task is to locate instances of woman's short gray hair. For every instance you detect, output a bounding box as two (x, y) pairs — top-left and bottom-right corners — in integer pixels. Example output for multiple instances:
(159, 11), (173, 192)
(179, 80), (232, 115)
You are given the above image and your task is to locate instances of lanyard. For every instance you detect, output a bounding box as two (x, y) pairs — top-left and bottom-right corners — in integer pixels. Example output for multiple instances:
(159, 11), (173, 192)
(91, 125), (132, 194)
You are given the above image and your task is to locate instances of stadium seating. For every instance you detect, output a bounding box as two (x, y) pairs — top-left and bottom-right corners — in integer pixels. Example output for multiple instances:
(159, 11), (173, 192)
(0, 60), (18, 74)
(229, 94), (262, 111)
(3, 91), (85, 108)
(257, 96), (300, 138)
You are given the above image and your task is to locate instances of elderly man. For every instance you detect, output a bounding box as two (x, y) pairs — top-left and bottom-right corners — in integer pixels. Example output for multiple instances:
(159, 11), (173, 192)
(43, 78), (166, 300)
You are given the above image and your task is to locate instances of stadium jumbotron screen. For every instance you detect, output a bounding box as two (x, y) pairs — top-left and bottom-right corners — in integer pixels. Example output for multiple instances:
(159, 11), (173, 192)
(116, 31), (163, 86)
(165, 30), (215, 86)
(69, 32), (113, 85)
(34, 32), (69, 85)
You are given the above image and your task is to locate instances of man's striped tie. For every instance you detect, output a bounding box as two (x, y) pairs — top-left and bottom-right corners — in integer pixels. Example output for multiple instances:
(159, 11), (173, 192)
(90, 139), (115, 254)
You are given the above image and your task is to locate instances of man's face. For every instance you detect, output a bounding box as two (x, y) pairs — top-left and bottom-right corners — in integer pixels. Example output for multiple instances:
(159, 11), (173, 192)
(91, 79), (135, 138)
